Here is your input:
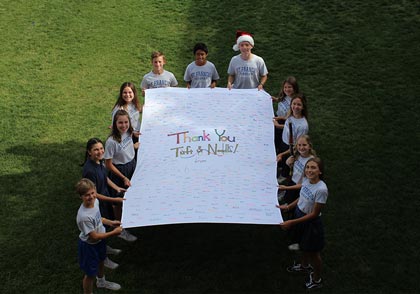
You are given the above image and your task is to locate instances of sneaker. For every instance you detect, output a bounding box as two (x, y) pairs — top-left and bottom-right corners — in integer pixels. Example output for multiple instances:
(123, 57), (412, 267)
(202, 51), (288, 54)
(286, 262), (313, 273)
(104, 257), (119, 270)
(118, 229), (137, 242)
(288, 243), (300, 251)
(306, 273), (322, 289)
(107, 245), (122, 255)
(96, 277), (121, 291)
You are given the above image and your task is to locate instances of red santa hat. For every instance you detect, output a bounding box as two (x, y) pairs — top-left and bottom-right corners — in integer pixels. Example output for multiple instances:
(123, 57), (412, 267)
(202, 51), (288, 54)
(232, 30), (254, 51)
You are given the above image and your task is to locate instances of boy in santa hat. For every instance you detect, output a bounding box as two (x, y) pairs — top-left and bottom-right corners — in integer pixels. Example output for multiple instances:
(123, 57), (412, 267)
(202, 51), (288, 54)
(227, 30), (268, 90)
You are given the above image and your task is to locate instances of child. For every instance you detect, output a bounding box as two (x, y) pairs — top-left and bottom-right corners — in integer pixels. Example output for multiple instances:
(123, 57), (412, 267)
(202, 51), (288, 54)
(76, 178), (123, 293)
(227, 30), (268, 90)
(82, 138), (125, 263)
(82, 138), (126, 220)
(276, 94), (309, 181)
(140, 51), (178, 96)
(111, 82), (142, 140)
(278, 157), (328, 290)
(104, 110), (138, 242)
(184, 42), (220, 88)
(272, 77), (299, 153)
(278, 135), (316, 212)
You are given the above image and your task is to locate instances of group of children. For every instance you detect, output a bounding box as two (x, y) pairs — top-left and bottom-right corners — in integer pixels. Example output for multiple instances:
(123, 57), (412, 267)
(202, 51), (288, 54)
(77, 85), (142, 293)
(75, 30), (327, 293)
(271, 76), (328, 290)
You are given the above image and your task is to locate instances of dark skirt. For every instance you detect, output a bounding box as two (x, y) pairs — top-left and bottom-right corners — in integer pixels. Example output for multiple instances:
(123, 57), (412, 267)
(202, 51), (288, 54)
(108, 158), (136, 197)
(292, 207), (325, 252)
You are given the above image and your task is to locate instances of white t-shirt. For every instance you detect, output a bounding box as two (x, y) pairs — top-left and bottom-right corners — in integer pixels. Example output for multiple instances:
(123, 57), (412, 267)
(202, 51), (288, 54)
(104, 132), (135, 165)
(276, 96), (292, 117)
(282, 116), (309, 145)
(184, 61), (220, 88)
(297, 178), (328, 215)
(111, 103), (141, 132)
(227, 54), (268, 89)
(76, 199), (105, 244)
(141, 70), (178, 89)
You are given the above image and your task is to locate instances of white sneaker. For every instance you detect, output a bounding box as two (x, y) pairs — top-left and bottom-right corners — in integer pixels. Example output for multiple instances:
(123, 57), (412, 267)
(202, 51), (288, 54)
(288, 243), (300, 251)
(96, 277), (121, 291)
(107, 245), (122, 255)
(104, 257), (119, 270)
(118, 229), (137, 242)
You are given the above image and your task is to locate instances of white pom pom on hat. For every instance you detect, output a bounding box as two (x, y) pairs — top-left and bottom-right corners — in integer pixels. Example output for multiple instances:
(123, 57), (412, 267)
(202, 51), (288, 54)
(232, 30), (254, 51)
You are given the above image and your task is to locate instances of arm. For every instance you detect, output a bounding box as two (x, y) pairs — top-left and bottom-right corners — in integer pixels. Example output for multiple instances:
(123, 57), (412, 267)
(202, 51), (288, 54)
(210, 80), (217, 88)
(186, 81), (191, 89)
(227, 75), (235, 90)
(96, 192), (124, 204)
(276, 149), (291, 162)
(278, 183), (302, 191)
(277, 197), (299, 212)
(105, 158), (131, 187)
(107, 177), (126, 194)
(285, 155), (295, 167)
(257, 75), (267, 91)
(273, 119), (284, 129)
(274, 116), (287, 121)
(280, 202), (325, 230)
(88, 221), (122, 241)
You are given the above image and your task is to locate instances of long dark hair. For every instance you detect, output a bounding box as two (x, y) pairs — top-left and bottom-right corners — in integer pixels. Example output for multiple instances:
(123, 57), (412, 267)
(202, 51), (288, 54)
(287, 93), (308, 119)
(110, 110), (133, 143)
(81, 137), (103, 166)
(278, 76), (299, 102)
(113, 82), (142, 111)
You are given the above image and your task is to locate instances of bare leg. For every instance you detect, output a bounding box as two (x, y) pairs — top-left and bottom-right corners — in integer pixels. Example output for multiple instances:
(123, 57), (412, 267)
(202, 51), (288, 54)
(97, 260), (105, 278)
(308, 251), (322, 281)
(83, 275), (94, 294)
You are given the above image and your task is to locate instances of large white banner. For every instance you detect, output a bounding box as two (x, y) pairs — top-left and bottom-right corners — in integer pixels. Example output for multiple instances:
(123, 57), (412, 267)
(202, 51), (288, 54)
(121, 87), (282, 228)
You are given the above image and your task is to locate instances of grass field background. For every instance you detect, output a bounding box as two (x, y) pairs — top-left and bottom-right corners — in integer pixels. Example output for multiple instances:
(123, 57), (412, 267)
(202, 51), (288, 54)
(0, 0), (419, 293)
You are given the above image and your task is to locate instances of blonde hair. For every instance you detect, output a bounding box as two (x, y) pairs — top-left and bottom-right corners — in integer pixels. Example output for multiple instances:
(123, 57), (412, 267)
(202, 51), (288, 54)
(294, 135), (316, 159)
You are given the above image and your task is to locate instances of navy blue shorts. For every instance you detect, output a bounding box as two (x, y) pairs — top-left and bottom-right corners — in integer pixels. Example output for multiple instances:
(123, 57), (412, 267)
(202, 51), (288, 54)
(294, 207), (325, 252)
(78, 239), (106, 277)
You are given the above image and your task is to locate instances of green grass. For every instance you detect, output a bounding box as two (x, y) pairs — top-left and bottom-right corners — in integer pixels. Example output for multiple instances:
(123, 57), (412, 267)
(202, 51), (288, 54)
(1, 0), (419, 293)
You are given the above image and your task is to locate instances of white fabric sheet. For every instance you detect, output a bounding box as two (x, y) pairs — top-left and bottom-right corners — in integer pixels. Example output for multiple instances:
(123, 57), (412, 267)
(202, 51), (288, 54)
(121, 87), (282, 227)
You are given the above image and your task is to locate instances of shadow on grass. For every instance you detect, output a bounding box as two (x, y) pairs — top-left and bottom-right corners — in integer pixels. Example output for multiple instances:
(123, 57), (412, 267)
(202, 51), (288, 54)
(0, 140), (295, 293)
(0, 140), (85, 293)
(117, 223), (291, 293)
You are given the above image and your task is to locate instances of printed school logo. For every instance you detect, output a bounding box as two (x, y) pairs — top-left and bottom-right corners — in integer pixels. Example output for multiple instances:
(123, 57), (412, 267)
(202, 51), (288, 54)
(120, 135), (133, 150)
(191, 71), (211, 80)
(152, 80), (171, 87)
(300, 185), (315, 202)
(237, 66), (256, 76)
